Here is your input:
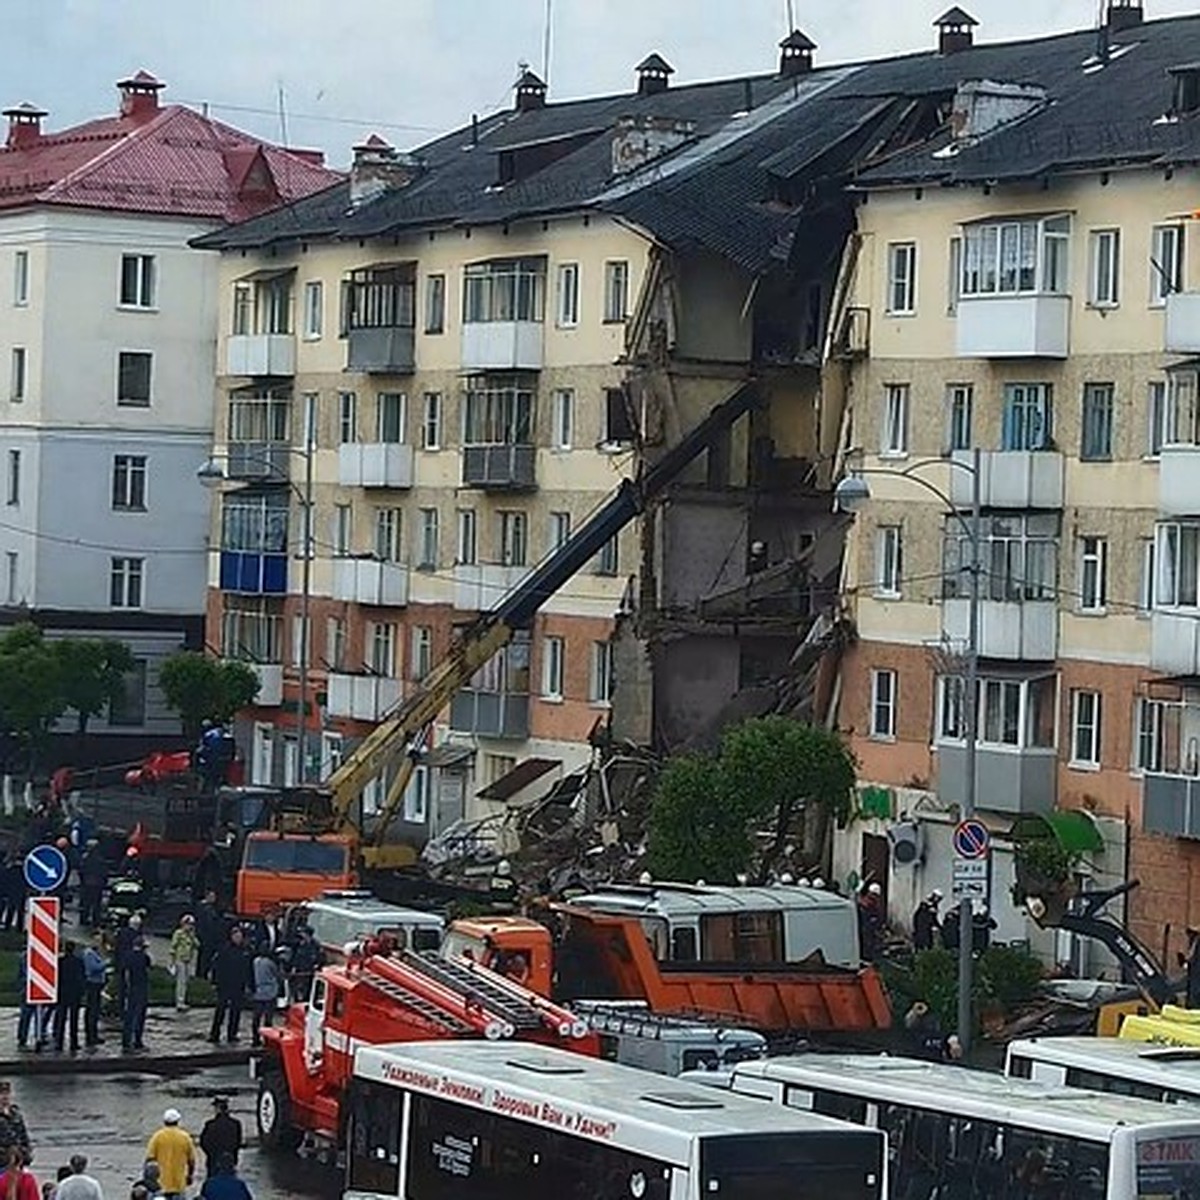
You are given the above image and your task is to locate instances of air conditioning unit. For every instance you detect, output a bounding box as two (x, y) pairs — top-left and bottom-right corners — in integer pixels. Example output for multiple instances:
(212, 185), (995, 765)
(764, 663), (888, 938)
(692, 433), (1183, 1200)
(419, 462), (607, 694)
(888, 820), (923, 867)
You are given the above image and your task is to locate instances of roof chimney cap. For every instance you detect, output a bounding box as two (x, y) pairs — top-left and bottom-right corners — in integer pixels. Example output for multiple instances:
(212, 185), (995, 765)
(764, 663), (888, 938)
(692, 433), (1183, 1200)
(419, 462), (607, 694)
(117, 70), (165, 121)
(636, 53), (674, 96)
(779, 29), (817, 77)
(3, 102), (47, 151)
(1107, 0), (1145, 34)
(934, 7), (978, 54)
(514, 68), (548, 112)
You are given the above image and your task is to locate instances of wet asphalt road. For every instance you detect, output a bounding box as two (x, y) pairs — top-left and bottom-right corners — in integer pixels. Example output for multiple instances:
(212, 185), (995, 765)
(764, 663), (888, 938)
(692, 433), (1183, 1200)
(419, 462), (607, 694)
(11, 1064), (341, 1199)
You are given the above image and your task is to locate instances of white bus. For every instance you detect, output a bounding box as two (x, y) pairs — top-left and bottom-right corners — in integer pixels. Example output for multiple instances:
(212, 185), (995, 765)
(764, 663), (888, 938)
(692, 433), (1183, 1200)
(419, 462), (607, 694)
(726, 1054), (1200, 1199)
(346, 1041), (887, 1200)
(1007, 1035), (1200, 1104)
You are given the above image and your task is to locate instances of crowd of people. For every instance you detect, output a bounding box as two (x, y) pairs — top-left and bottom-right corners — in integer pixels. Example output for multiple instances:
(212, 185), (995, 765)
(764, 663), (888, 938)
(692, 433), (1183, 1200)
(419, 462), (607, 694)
(0, 1080), (254, 1199)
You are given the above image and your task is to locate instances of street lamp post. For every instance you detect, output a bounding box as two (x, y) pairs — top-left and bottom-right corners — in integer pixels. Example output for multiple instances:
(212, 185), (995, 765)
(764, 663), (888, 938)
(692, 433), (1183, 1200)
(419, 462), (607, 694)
(198, 438), (315, 786)
(835, 447), (982, 1055)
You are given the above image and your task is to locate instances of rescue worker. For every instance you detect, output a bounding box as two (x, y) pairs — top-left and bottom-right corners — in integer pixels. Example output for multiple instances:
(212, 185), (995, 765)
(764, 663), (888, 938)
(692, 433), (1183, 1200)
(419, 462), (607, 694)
(209, 927), (251, 1044)
(120, 918), (150, 1053)
(195, 892), (223, 981)
(52, 940), (85, 1054)
(144, 1110), (195, 1200)
(489, 860), (517, 909)
(77, 840), (106, 931)
(198, 1098), (242, 1178)
(912, 889), (943, 951)
(286, 925), (322, 1004)
(857, 882), (885, 961)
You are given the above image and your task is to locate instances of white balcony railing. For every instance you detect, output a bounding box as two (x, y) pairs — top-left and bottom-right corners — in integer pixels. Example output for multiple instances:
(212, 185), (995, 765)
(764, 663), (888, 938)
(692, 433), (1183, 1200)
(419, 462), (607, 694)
(332, 558), (410, 607)
(225, 334), (296, 377)
(326, 673), (403, 721)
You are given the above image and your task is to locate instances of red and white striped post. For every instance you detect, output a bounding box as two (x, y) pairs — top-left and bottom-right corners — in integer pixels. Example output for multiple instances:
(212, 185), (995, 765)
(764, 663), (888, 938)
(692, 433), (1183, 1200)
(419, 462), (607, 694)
(25, 896), (59, 1006)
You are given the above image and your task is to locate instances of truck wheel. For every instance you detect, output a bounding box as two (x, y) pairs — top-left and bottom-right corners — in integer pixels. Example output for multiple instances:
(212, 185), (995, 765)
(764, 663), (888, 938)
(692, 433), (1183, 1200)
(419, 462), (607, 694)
(257, 1067), (302, 1151)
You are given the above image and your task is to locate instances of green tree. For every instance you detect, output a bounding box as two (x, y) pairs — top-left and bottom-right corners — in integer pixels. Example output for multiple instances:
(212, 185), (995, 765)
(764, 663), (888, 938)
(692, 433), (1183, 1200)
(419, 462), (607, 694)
(158, 652), (260, 739)
(0, 623), (67, 772)
(53, 637), (136, 735)
(645, 717), (857, 884)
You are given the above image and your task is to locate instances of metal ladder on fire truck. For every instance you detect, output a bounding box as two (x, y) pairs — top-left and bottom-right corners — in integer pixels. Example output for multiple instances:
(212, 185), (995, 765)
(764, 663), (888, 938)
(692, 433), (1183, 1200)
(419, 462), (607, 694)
(355, 949), (588, 1041)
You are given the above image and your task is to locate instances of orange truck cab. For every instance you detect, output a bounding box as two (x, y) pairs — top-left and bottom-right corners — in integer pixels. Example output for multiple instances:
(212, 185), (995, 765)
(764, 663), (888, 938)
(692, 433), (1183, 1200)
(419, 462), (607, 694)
(439, 916), (555, 994)
(236, 831), (358, 917)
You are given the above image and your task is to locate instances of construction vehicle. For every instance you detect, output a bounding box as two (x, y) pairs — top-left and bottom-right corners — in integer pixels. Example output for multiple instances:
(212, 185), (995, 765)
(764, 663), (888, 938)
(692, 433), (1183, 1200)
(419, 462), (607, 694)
(235, 384), (762, 910)
(254, 944), (600, 1152)
(440, 883), (894, 1036)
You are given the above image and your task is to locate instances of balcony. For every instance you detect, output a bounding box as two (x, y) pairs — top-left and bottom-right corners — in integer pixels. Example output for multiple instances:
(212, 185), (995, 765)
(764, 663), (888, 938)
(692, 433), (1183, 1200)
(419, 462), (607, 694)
(228, 441), (291, 483)
(453, 563), (529, 611)
(449, 689), (530, 739)
(461, 321), (544, 371)
(937, 743), (1057, 815)
(956, 295), (1070, 359)
(332, 557), (410, 607)
(225, 334), (295, 377)
(1165, 293), (1200, 354)
(943, 598), (1058, 660)
(461, 445), (536, 491)
(949, 450), (1064, 510)
(246, 662), (284, 707)
(1159, 446), (1200, 516)
(347, 326), (415, 374)
(1144, 773), (1200, 839)
(219, 551), (287, 596)
(326, 672), (404, 722)
(338, 443), (415, 489)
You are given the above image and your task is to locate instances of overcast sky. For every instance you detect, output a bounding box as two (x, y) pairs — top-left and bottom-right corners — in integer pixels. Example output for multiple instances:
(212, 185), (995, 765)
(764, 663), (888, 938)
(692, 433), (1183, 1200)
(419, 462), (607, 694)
(5, 0), (1196, 165)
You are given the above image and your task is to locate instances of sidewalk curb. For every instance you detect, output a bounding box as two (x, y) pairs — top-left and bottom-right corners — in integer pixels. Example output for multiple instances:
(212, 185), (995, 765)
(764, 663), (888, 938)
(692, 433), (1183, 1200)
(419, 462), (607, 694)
(0, 1047), (256, 1076)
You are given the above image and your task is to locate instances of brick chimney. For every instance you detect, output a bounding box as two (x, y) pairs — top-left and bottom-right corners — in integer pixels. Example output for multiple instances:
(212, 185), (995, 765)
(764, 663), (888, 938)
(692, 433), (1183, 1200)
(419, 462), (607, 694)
(117, 71), (165, 122)
(349, 135), (426, 209)
(779, 30), (816, 77)
(1108, 0), (1145, 33)
(3, 103), (47, 151)
(514, 69), (548, 113)
(934, 7), (979, 55)
(636, 54), (674, 96)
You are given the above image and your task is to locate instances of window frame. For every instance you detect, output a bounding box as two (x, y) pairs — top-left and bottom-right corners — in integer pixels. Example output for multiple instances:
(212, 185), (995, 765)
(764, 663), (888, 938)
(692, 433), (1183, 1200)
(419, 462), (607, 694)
(869, 668), (897, 740)
(498, 510), (528, 568)
(589, 639), (614, 704)
(556, 262), (580, 328)
(111, 454), (148, 512)
(541, 635), (565, 700)
(5, 450), (17, 508)
(116, 350), (153, 407)
(881, 383), (910, 456)
(119, 253), (156, 310)
(13, 250), (28, 308)
(375, 392), (407, 444)
(338, 391), (357, 445)
(1088, 228), (1121, 308)
(1070, 689), (1103, 769)
(302, 280), (323, 340)
(945, 383), (973, 453)
(421, 391), (442, 450)
(1148, 379), (1168, 457)
(416, 507), (439, 571)
(550, 511), (571, 552)
(410, 625), (433, 682)
(1151, 223), (1185, 307)
(551, 388), (574, 450)
(875, 524), (903, 598)
(9, 348), (25, 403)
(602, 259), (630, 323)
(1156, 521), (1200, 609)
(109, 556), (144, 610)
(333, 504), (353, 556)
(1001, 382), (1053, 451)
(424, 273), (446, 335)
(1080, 382), (1115, 462)
(886, 242), (917, 315)
(959, 214), (1070, 297)
(373, 506), (403, 563)
(455, 507), (477, 566)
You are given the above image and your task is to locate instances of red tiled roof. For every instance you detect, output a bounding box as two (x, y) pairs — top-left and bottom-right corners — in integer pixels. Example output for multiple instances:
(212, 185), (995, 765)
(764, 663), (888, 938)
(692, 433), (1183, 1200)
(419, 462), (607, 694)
(0, 101), (341, 221)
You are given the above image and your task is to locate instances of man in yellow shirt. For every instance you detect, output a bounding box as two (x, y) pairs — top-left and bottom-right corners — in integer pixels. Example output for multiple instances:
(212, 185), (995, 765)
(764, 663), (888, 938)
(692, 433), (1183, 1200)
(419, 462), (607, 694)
(145, 1107), (197, 1199)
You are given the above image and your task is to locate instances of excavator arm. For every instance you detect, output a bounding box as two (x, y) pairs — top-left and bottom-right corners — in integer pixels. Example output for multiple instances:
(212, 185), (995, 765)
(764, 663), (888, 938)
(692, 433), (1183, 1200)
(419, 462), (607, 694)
(321, 381), (762, 866)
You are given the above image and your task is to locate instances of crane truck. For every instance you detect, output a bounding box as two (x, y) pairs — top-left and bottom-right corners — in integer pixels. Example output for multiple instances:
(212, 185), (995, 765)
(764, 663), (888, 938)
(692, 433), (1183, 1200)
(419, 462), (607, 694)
(233, 382), (764, 913)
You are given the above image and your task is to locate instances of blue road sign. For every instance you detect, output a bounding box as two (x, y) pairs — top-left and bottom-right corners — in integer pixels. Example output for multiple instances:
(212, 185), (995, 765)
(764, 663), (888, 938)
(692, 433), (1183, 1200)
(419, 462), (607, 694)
(953, 819), (990, 860)
(23, 844), (68, 893)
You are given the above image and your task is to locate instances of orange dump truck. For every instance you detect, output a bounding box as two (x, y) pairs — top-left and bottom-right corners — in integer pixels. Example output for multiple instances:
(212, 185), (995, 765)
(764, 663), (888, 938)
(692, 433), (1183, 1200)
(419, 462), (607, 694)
(442, 882), (892, 1035)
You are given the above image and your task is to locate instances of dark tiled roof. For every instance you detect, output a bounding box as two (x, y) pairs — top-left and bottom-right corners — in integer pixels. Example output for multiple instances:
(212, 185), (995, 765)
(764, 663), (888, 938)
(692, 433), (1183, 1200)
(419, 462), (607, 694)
(199, 13), (1200, 269)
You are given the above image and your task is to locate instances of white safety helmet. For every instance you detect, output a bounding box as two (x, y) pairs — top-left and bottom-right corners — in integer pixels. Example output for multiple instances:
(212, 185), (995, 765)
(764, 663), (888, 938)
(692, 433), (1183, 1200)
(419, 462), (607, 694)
(812, 878), (826, 890)
(779, 872), (795, 885)
(868, 882), (882, 896)
(797, 877), (811, 888)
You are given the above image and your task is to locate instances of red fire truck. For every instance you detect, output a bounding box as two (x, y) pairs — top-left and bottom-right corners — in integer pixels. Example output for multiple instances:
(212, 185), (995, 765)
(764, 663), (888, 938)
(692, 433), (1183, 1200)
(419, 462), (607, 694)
(255, 944), (599, 1152)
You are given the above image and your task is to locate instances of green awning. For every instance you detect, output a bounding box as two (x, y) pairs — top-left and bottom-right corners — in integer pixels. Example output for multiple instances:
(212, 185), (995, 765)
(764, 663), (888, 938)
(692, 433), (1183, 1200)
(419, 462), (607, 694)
(1009, 810), (1104, 853)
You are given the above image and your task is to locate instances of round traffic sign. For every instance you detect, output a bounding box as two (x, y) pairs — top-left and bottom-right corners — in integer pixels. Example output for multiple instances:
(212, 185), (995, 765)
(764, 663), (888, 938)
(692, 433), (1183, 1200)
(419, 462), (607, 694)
(23, 844), (68, 893)
(953, 819), (990, 860)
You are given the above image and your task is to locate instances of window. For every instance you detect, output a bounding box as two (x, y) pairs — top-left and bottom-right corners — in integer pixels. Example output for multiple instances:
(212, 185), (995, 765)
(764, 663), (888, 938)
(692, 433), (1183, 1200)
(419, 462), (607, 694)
(1089, 229), (1120, 307)
(463, 258), (545, 323)
(119, 254), (155, 308)
(1157, 521), (1200, 607)
(9, 349), (24, 404)
(1151, 224), (1184, 305)
(886, 242), (917, 314)
(947, 236), (961, 313)
(109, 557), (143, 609)
(960, 215), (1069, 296)
(550, 511), (571, 552)
(374, 507), (402, 562)
(291, 613), (310, 669)
(551, 388), (574, 450)
(589, 640), (614, 703)
(333, 504), (352, 556)
(13, 251), (28, 307)
(226, 391), (290, 446)
(220, 492), (288, 554)
(108, 660), (147, 728)
(299, 390), (318, 452)
(368, 621), (396, 676)
(1001, 383), (1052, 451)
(424, 273), (446, 334)
(5, 450), (17, 507)
(403, 766), (430, 825)
(1079, 535), (1108, 612)
(945, 384), (972, 453)
(302, 280), (323, 339)
(604, 386), (637, 446)
(375, 392), (406, 443)
(416, 507), (439, 569)
(221, 599), (283, 663)
(1162, 369), (1200, 447)
(231, 274), (291, 334)
(542, 635), (565, 699)
(1140, 536), (1156, 614)
(338, 392), (357, 444)
(594, 535), (619, 577)
(116, 351), (152, 407)
(938, 675), (1056, 749)
(943, 512), (1059, 603)
(603, 260), (629, 322)
(4, 552), (15, 605)
(345, 267), (414, 333)
(410, 626), (432, 681)
(1135, 697), (1166, 772)
(455, 508), (477, 565)
(1081, 382), (1114, 461)
(499, 511), (528, 567)
(938, 674), (965, 739)
(462, 375), (534, 445)
(870, 669), (896, 739)
(556, 262), (579, 327)
(231, 281), (252, 335)
(111, 455), (147, 511)
(881, 383), (909, 455)
(421, 392), (442, 450)
(875, 525), (903, 596)
(1071, 690), (1102, 767)
(326, 617), (347, 671)
(1149, 380), (1167, 456)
